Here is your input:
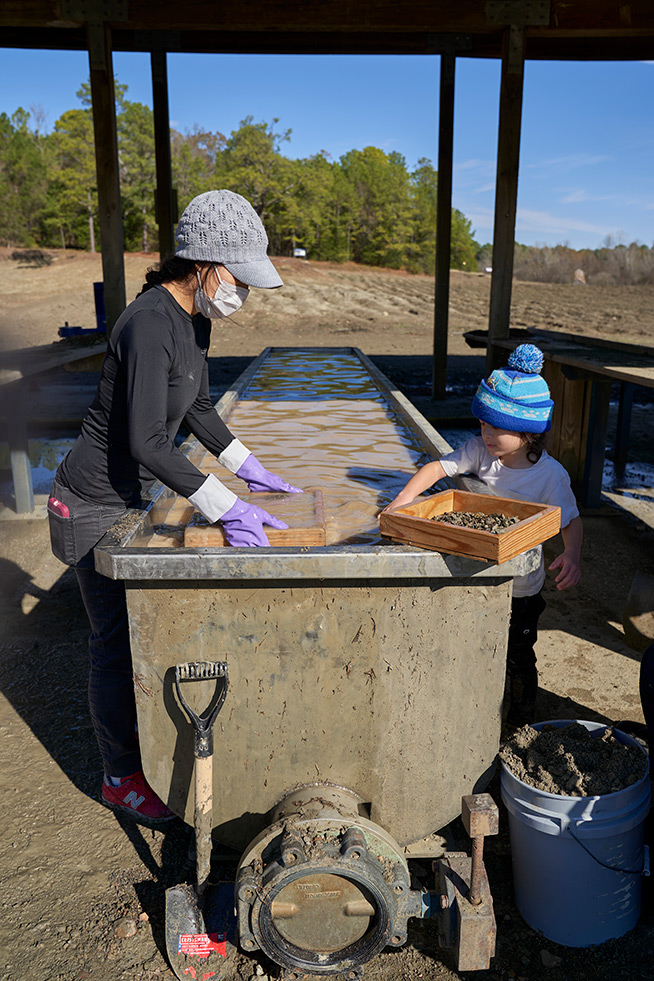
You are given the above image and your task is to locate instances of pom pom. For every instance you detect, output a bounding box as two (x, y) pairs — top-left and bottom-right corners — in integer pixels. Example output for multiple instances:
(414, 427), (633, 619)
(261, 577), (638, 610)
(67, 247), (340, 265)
(507, 343), (544, 375)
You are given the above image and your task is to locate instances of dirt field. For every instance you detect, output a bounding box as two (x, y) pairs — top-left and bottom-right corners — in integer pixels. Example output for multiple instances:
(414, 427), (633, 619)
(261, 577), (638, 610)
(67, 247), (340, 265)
(1, 249), (653, 981)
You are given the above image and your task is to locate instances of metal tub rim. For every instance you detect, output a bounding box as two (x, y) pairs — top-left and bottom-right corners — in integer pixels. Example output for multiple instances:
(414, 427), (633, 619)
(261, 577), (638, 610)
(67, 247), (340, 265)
(94, 537), (540, 580)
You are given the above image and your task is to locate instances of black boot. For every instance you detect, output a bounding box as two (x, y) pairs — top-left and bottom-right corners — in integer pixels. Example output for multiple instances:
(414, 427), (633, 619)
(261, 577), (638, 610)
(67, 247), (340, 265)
(505, 674), (537, 729)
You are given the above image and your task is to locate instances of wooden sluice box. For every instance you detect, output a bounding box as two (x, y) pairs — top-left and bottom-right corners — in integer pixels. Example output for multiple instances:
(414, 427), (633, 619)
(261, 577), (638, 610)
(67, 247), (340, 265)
(94, 348), (540, 975)
(165, 488), (326, 547)
(380, 489), (561, 563)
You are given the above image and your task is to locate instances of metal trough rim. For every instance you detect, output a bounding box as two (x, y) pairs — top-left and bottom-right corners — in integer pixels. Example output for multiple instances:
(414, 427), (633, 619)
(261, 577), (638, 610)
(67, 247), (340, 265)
(94, 540), (539, 581)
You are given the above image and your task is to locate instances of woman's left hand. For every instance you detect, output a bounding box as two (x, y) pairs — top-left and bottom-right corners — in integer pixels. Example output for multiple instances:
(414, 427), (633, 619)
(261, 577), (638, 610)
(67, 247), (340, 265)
(236, 454), (302, 494)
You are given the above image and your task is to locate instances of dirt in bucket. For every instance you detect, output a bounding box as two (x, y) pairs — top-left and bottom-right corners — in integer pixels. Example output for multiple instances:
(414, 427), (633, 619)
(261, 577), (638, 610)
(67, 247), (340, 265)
(500, 722), (648, 796)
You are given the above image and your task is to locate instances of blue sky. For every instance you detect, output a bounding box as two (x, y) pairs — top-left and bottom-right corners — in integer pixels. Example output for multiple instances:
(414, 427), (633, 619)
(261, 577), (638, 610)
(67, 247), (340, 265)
(1, 48), (652, 251)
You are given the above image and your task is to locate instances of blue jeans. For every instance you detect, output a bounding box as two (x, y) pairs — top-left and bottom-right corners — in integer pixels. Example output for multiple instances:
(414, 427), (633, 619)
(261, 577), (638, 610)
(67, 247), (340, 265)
(48, 476), (142, 777)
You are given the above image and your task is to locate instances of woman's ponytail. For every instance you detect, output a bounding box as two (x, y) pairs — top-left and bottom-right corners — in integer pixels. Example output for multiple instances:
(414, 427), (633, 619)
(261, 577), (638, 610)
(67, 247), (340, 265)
(137, 255), (199, 296)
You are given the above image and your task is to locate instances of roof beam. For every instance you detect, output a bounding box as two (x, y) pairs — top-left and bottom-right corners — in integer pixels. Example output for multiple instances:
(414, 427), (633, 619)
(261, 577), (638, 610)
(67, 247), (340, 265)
(1, 1), (654, 60)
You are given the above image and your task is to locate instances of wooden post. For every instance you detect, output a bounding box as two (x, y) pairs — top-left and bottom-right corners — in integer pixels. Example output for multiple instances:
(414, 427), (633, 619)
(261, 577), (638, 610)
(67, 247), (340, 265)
(432, 53), (456, 400)
(487, 25), (525, 374)
(5, 380), (34, 514)
(151, 50), (176, 259)
(581, 380), (612, 507)
(87, 21), (125, 335)
(614, 381), (634, 473)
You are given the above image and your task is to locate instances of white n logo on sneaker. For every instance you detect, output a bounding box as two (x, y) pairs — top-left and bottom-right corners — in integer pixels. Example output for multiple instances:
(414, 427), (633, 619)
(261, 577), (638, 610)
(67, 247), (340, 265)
(124, 791), (146, 810)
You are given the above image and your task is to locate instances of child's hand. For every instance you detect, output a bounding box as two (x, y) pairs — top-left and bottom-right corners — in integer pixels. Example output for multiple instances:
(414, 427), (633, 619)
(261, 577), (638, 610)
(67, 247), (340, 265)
(377, 499), (409, 518)
(548, 551), (580, 590)
(551, 516), (582, 590)
(377, 461), (449, 519)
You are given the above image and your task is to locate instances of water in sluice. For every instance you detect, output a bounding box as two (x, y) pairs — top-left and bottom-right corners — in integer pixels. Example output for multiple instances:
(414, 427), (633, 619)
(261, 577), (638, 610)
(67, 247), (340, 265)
(152, 350), (430, 547)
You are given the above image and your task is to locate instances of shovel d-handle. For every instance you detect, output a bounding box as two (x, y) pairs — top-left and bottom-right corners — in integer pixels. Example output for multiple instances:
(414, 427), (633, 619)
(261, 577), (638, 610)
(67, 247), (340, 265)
(175, 661), (228, 895)
(174, 660), (228, 757)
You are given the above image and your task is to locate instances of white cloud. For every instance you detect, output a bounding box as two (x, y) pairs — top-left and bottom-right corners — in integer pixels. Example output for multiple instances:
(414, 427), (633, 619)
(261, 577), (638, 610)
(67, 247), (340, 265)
(526, 153), (612, 175)
(454, 159), (496, 197)
(558, 188), (616, 204)
(515, 207), (608, 237)
(459, 206), (495, 237)
(622, 193), (654, 210)
(456, 158), (495, 172)
(462, 204), (612, 245)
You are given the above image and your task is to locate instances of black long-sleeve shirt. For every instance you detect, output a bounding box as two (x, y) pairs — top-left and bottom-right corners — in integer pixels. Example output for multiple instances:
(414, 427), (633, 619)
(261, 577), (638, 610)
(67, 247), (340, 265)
(60, 285), (236, 506)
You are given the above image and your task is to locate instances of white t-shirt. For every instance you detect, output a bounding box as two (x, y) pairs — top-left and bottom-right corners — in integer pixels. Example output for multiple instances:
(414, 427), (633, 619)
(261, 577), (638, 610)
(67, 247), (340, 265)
(439, 436), (579, 597)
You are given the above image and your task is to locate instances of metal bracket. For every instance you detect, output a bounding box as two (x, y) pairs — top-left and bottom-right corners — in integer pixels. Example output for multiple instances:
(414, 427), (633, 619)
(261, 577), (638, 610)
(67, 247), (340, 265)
(61, 0), (128, 70)
(485, 0), (551, 26)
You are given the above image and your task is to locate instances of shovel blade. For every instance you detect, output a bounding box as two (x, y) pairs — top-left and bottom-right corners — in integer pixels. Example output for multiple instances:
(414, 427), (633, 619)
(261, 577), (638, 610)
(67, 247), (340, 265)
(165, 882), (236, 980)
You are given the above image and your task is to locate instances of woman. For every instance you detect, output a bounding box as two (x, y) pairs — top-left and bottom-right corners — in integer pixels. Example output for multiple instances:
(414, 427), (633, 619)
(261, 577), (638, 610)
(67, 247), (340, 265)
(48, 189), (300, 823)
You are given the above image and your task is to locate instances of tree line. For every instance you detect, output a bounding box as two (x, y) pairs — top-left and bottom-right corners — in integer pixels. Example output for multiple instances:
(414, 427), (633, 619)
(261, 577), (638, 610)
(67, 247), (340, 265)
(3, 82), (652, 285)
(0, 81), (478, 274)
(509, 240), (654, 287)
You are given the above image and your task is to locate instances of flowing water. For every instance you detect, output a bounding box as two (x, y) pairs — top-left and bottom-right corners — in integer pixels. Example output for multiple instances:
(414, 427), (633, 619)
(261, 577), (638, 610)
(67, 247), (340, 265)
(155, 349), (432, 546)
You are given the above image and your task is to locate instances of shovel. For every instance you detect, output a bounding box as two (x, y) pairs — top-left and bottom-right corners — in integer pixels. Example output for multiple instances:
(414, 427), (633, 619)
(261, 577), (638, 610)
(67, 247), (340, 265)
(165, 661), (230, 979)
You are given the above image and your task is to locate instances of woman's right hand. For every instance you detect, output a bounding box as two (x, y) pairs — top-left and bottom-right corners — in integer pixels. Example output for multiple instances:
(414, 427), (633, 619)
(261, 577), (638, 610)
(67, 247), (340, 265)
(219, 499), (288, 547)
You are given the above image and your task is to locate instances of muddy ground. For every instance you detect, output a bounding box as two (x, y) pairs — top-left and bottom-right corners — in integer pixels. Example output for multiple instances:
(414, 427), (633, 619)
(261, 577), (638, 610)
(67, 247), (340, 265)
(1, 249), (653, 981)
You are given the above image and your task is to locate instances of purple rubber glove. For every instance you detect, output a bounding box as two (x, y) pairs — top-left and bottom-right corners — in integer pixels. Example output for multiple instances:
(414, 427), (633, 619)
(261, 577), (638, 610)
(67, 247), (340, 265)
(219, 498), (288, 547)
(236, 454), (302, 494)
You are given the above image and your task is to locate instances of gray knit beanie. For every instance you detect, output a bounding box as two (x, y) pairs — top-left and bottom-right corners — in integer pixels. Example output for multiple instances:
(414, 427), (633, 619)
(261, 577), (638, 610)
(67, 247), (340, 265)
(175, 189), (283, 288)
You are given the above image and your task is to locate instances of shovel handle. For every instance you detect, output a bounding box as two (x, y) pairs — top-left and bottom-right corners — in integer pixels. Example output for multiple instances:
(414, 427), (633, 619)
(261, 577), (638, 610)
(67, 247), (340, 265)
(194, 754), (214, 892)
(174, 661), (228, 896)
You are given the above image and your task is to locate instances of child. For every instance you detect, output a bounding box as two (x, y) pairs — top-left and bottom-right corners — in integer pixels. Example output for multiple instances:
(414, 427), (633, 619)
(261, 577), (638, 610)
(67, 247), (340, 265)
(381, 343), (582, 726)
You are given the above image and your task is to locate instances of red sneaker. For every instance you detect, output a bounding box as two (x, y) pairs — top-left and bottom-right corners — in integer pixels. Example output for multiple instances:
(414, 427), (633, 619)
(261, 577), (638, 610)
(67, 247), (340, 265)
(101, 771), (175, 823)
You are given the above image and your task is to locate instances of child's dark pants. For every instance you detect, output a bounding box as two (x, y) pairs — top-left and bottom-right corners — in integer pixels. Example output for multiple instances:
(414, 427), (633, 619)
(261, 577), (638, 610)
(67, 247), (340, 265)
(506, 591), (547, 725)
(640, 643), (654, 751)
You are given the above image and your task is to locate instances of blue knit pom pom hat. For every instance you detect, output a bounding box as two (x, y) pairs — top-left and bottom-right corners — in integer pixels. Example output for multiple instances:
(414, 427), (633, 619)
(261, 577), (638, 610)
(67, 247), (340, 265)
(471, 344), (553, 433)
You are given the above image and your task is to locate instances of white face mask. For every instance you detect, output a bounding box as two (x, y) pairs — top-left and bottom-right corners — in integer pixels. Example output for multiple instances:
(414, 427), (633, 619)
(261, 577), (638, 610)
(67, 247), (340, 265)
(195, 266), (249, 319)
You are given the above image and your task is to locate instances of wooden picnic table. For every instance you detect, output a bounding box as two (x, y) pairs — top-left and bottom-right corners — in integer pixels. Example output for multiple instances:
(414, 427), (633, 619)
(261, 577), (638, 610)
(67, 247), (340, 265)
(463, 328), (654, 507)
(0, 340), (106, 514)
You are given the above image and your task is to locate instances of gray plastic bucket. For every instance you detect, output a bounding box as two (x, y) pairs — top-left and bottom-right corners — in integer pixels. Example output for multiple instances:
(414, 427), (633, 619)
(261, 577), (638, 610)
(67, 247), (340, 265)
(500, 719), (650, 947)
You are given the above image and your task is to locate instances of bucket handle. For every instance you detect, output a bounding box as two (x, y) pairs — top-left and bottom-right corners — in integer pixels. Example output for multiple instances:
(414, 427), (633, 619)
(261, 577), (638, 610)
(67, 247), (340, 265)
(567, 827), (650, 877)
